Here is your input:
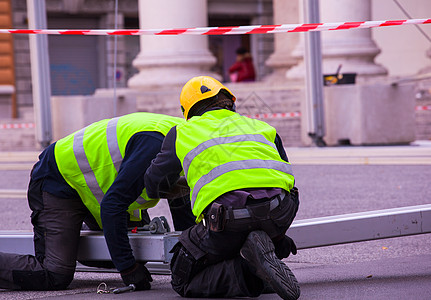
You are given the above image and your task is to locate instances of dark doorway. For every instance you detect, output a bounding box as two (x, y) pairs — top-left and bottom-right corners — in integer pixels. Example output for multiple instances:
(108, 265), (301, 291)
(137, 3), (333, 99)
(208, 18), (252, 83)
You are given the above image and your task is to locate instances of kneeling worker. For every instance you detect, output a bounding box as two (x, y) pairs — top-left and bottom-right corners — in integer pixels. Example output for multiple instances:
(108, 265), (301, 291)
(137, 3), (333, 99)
(144, 76), (301, 299)
(0, 112), (195, 291)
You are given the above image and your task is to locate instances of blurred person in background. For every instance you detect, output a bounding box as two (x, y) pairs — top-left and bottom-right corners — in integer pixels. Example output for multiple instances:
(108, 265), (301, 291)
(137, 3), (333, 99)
(228, 47), (256, 82)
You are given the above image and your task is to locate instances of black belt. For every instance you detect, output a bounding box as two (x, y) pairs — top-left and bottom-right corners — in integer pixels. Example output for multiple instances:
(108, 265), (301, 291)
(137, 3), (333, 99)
(224, 190), (286, 220)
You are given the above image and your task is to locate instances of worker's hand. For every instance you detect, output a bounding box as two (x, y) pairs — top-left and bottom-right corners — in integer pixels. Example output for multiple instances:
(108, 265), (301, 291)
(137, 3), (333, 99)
(120, 263), (153, 291)
(274, 235), (297, 259)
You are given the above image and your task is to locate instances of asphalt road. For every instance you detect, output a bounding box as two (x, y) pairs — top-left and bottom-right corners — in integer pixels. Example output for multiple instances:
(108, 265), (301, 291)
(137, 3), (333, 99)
(0, 145), (430, 299)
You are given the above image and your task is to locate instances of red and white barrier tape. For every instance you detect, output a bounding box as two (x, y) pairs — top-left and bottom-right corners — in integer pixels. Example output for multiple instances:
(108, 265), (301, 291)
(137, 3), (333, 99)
(1, 18), (429, 36)
(0, 123), (35, 129)
(416, 105), (431, 111)
(244, 106), (431, 118)
(245, 112), (301, 119)
(0, 106), (429, 129)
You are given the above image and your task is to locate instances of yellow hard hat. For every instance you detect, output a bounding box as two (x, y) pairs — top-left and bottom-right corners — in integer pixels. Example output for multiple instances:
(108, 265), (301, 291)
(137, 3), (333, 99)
(180, 76), (236, 119)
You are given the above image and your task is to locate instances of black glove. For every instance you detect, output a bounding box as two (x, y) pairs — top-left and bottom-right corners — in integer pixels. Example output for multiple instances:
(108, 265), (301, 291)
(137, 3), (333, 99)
(120, 263), (153, 291)
(274, 235), (297, 259)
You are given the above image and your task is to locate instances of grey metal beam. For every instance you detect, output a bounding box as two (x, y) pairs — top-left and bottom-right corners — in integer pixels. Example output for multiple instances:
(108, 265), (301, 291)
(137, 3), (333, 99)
(0, 231), (180, 263)
(1, 204), (430, 274)
(287, 204), (431, 249)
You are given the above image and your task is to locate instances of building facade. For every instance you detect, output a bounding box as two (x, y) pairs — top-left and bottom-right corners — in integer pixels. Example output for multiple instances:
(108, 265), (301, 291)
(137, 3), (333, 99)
(1, 0), (430, 149)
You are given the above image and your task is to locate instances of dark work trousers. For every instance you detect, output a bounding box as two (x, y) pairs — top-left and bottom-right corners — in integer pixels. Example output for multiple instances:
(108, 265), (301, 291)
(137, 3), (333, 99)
(170, 189), (299, 298)
(0, 178), (87, 290)
(0, 179), (195, 290)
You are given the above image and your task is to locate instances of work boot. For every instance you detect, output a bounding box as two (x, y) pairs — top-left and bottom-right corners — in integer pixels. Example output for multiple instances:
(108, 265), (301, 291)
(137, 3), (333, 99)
(240, 231), (300, 300)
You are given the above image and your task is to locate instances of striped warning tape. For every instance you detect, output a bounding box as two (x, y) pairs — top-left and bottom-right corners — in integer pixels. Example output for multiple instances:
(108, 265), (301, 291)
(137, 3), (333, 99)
(0, 18), (429, 36)
(245, 112), (301, 119)
(0, 123), (35, 129)
(415, 105), (431, 111)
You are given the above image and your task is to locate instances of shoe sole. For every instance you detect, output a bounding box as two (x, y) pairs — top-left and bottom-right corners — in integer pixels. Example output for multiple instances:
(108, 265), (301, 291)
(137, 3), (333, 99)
(240, 231), (300, 300)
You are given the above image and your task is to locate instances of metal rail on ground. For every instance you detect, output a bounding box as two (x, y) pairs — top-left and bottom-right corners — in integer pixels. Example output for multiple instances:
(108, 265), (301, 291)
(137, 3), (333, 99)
(0, 204), (430, 275)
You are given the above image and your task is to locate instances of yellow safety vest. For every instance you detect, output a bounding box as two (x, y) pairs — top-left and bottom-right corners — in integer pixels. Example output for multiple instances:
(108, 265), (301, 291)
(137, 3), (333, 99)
(55, 112), (184, 228)
(175, 109), (295, 221)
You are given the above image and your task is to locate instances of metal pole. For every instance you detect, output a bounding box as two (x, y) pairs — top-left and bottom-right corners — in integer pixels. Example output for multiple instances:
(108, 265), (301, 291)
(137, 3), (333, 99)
(2, 203), (430, 271)
(27, 0), (52, 148)
(112, 0), (119, 117)
(304, 0), (326, 147)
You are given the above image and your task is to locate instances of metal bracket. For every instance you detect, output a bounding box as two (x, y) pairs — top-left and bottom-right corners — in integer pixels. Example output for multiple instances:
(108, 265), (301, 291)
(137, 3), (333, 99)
(140, 216), (170, 234)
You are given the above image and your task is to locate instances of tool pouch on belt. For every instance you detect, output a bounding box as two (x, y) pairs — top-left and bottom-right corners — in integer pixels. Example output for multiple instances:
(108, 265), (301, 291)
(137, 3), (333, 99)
(206, 202), (226, 232)
(290, 186), (299, 206)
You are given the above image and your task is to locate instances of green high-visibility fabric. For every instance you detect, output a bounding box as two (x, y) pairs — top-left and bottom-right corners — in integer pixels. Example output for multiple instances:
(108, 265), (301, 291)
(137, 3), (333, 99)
(175, 109), (295, 221)
(55, 112), (184, 228)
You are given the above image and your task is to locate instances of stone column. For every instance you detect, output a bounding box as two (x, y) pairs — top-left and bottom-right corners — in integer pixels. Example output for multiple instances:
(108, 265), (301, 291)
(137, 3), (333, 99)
(288, 0), (387, 79)
(128, 0), (219, 89)
(320, 0), (387, 76)
(264, 0), (300, 83)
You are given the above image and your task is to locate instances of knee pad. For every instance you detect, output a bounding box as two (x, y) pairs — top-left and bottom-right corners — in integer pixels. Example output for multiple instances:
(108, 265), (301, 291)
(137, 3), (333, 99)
(170, 244), (197, 297)
(171, 246), (196, 282)
(12, 269), (73, 290)
(47, 271), (74, 290)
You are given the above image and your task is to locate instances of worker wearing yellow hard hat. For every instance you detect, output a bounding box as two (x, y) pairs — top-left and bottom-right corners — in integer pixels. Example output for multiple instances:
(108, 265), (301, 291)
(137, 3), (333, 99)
(145, 75), (301, 299)
(179, 75), (236, 120)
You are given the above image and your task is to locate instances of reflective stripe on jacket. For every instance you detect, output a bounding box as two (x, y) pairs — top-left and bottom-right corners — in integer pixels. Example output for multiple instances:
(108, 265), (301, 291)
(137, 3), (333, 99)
(175, 109), (295, 220)
(55, 112), (184, 228)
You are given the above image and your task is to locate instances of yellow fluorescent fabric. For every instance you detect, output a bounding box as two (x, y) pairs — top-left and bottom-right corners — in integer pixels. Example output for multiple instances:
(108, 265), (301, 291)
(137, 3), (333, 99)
(55, 112), (184, 228)
(175, 109), (295, 220)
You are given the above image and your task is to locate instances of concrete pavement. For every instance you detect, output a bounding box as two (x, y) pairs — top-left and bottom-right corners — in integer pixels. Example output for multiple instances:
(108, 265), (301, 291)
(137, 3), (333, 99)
(2, 254), (430, 300)
(0, 142), (430, 299)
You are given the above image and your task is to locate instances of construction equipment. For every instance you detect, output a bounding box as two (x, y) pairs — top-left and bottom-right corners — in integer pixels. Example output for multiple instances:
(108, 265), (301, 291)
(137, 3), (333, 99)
(0, 204), (430, 275)
(141, 216), (170, 234)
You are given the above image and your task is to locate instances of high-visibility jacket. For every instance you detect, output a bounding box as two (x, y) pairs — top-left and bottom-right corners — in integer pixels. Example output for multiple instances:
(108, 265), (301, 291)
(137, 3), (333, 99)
(175, 109), (295, 220)
(55, 112), (184, 228)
